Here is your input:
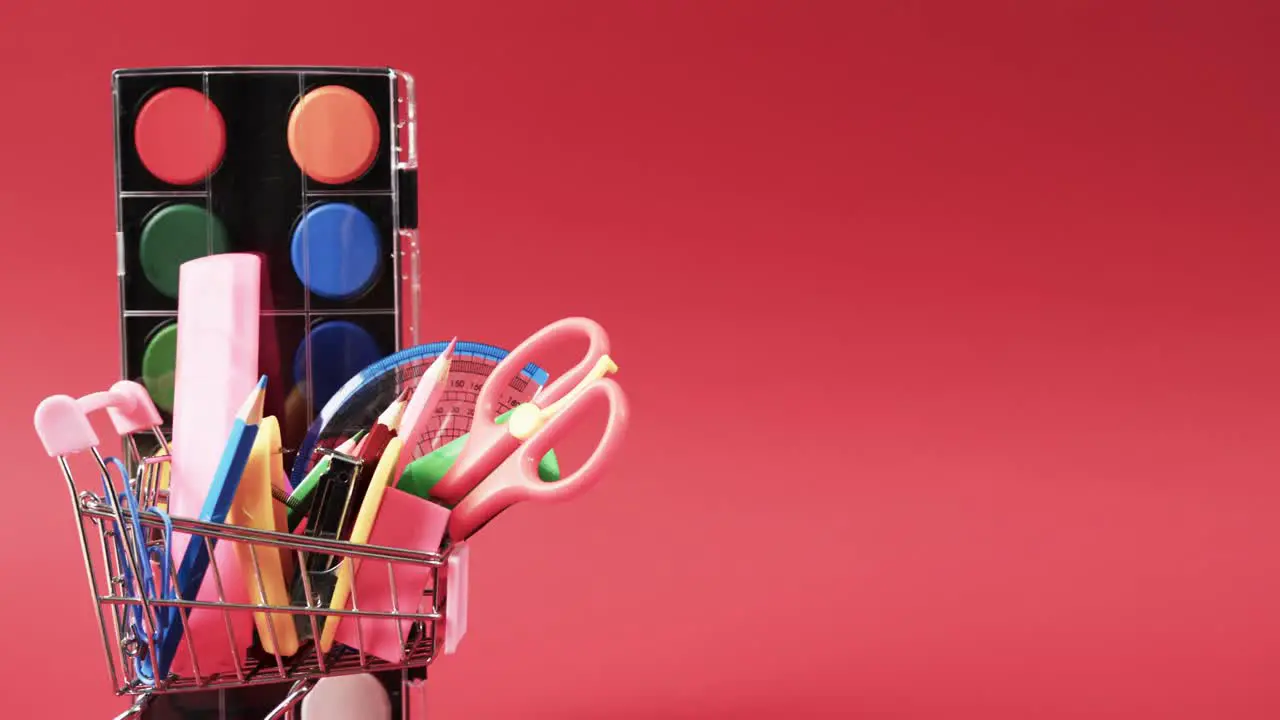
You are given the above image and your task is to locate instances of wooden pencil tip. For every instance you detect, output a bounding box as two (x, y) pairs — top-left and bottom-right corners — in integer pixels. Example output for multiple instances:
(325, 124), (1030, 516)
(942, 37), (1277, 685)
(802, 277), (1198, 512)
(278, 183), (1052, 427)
(374, 391), (405, 424)
(384, 393), (412, 430)
(425, 340), (457, 382)
(239, 378), (268, 424)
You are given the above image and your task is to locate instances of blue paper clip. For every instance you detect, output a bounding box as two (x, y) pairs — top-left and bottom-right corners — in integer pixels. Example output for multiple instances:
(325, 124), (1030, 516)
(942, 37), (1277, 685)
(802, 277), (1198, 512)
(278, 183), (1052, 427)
(102, 456), (175, 683)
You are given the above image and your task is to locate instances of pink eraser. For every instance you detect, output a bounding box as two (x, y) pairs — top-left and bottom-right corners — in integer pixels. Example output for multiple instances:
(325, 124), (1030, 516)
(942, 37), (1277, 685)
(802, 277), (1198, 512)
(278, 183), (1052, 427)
(168, 253), (261, 676)
(331, 488), (450, 663)
(443, 542), (469, 655)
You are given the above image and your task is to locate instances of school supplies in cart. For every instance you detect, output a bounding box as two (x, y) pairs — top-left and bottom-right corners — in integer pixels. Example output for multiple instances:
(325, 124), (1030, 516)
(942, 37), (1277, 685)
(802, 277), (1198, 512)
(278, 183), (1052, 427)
(35, 381), (462, 719)
(37, 315), (628, 718)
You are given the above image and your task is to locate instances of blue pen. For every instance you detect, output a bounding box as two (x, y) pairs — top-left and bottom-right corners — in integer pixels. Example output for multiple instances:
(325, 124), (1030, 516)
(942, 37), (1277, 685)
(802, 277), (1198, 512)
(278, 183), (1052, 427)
(153, 375), (267, 678)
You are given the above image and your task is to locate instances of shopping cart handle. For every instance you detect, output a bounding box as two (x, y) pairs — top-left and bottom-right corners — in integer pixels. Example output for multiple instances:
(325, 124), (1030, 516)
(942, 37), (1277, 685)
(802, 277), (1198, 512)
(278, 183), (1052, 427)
(34, 381), (163, 457)
(102, 381), (164, 436)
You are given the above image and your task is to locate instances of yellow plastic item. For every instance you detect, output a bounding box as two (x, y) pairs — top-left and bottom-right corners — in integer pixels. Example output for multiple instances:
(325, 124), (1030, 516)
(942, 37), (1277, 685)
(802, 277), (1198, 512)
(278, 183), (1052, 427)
(507, 354), (619, 440)
(228, 416), (300, 656)
(146, 450), (170, 507)
(318, 437), (403, 653)
(155, 458), (171, 494)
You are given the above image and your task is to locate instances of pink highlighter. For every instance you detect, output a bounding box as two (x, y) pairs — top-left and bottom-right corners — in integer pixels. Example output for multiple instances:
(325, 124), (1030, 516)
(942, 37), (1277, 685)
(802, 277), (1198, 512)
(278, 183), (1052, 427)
(331, 487), (450, 663)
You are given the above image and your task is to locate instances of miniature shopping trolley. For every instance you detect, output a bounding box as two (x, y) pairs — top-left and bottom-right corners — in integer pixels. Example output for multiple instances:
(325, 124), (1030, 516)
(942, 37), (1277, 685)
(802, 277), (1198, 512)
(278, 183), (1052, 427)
(34, 381), (465, 720)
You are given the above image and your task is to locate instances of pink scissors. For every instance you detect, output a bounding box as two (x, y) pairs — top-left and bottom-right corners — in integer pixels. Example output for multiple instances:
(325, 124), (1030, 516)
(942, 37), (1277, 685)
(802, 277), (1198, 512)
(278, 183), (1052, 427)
(447, 377), (628, 541)
(428, 317), (629, 539)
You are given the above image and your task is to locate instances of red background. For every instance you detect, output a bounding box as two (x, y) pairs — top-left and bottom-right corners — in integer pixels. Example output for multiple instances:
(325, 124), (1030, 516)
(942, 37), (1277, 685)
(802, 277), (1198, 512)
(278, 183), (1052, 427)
(1, 1), (1278, 717)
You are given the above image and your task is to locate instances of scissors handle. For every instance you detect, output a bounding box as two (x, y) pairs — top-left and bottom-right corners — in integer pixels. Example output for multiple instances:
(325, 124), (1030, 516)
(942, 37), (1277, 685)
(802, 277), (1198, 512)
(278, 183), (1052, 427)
(448, 378), (629, 541)
(433, 317), (612, 506)
(474, 317), (611, 435)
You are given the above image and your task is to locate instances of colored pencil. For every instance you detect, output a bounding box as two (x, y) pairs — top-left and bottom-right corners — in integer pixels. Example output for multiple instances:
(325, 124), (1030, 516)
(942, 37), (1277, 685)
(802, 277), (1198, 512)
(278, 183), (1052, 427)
(340, 392), (410, 540)
(393, 338), (456, 481)
(354, 390), (410, 462)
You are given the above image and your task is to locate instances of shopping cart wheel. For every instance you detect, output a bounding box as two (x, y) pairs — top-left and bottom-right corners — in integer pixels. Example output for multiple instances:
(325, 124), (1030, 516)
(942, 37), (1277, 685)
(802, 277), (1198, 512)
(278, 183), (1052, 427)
(112, 694), (152, 720)
(263, 678), (315, 720)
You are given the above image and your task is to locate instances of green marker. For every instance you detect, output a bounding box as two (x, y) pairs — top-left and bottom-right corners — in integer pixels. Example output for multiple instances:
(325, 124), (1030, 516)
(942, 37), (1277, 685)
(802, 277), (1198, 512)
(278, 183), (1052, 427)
(397, 409), (560, 504)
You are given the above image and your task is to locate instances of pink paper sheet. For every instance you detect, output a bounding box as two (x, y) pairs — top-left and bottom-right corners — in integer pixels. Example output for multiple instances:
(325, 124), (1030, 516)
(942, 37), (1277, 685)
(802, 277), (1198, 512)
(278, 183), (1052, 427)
(331, 488), (449, 663)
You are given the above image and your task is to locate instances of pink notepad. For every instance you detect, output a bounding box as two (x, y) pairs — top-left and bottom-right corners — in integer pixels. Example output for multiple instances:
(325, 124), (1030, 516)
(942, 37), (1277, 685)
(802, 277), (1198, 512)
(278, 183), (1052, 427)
(168, 254), (261, 677)
(331, 488), (450, 663)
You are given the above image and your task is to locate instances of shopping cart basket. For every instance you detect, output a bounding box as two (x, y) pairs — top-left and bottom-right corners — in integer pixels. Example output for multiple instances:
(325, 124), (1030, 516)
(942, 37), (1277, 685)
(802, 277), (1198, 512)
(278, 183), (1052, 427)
(35, 381), (461, 720)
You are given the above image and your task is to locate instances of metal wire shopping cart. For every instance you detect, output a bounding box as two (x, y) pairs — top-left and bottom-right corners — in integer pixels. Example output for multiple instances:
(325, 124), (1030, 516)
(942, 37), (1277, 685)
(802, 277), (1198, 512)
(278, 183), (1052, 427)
(35, 381), (461, 720)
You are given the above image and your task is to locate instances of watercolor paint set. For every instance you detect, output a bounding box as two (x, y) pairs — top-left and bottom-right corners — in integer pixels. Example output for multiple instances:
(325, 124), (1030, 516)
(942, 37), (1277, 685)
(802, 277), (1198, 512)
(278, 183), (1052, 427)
(112, 66), (420, 459)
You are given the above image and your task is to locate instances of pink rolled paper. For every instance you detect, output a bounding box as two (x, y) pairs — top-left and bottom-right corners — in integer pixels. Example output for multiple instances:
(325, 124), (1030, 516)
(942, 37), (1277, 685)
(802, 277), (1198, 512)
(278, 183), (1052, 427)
(331, 488), (450, 663)
(168, 253), (261, 677)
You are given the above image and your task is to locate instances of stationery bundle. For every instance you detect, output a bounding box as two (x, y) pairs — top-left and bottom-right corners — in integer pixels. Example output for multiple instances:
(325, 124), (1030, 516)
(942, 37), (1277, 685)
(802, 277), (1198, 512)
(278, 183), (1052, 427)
(33, 253), (631, 718)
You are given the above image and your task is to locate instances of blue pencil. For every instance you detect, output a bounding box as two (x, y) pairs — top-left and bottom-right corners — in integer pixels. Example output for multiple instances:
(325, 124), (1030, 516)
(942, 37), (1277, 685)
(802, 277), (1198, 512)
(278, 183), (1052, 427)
(152, 375), (267, 679)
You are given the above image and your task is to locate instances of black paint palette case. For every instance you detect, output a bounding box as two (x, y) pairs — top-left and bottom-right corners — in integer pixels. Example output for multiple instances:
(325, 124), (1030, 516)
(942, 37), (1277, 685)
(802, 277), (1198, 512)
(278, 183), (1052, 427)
(111, 66), (422, 461)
